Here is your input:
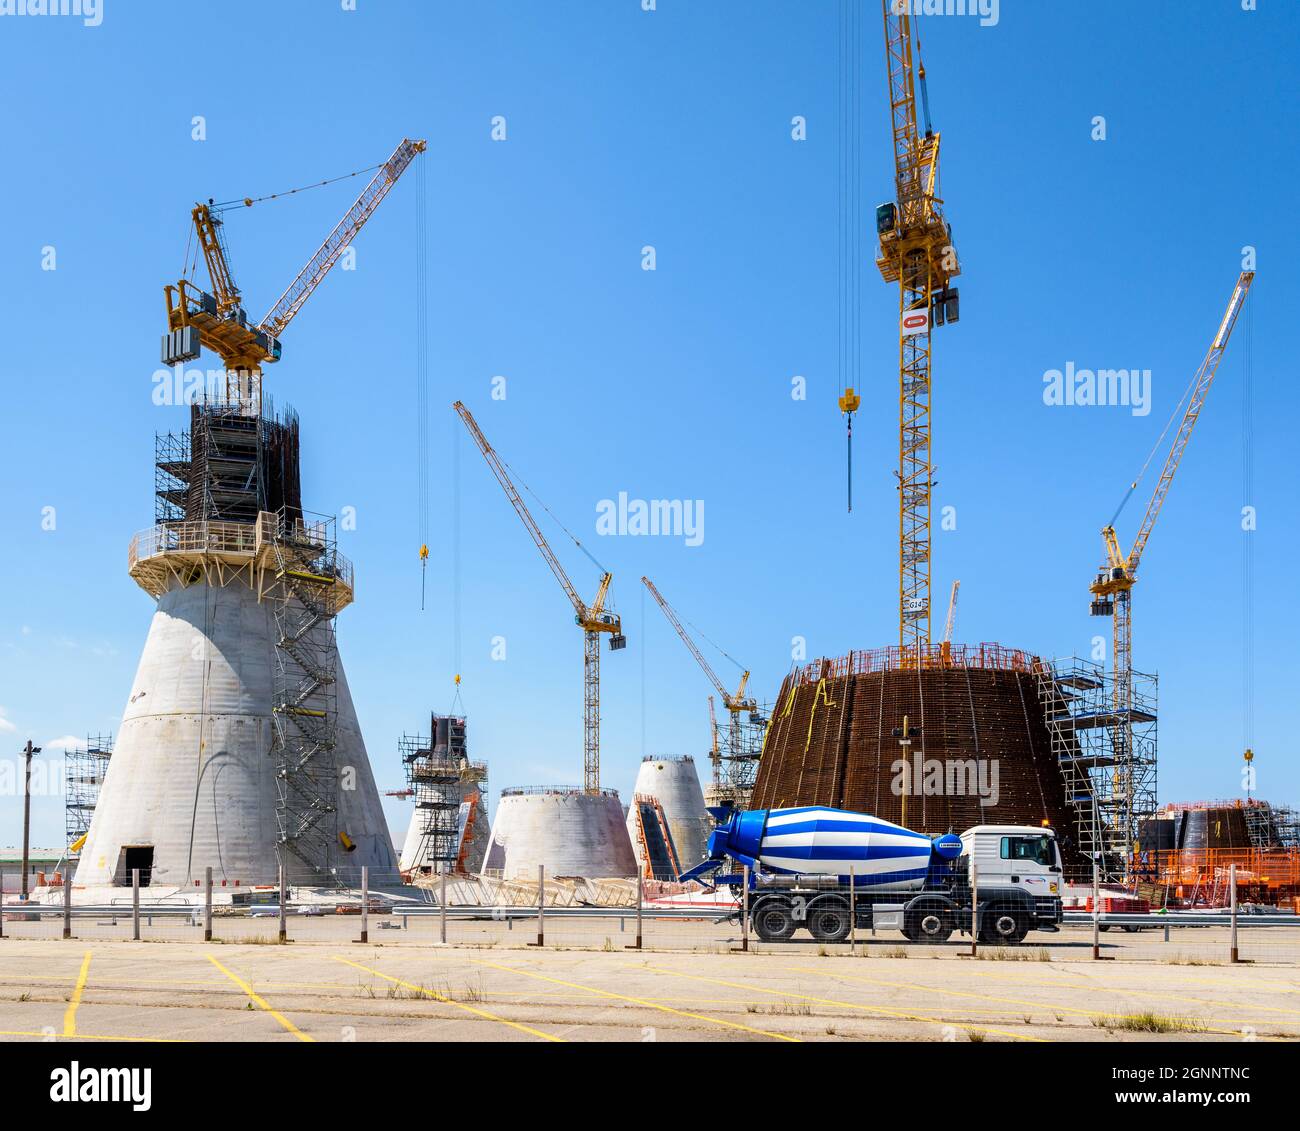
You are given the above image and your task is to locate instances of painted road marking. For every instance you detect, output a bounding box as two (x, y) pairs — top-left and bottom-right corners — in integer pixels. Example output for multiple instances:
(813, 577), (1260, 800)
(644, 964), (1046, 1042)
(205, 954), (314, 1042)
(0, 1028), (183, 1042)
(62, 951), (92, 1038)
(470, 958), (800, 1042)
(783, 964), (1256, 1039)
(332, 956), (564, 1042)
(960, 967), (1300, 1028)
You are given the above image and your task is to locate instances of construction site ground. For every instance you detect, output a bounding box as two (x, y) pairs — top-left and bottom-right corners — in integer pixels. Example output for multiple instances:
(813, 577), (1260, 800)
(1, 923), (1297, 1043)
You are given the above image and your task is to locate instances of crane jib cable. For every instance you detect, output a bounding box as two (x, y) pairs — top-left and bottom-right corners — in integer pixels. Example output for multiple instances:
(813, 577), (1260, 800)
(415, 155), (430, 609)
(210, 161), (387, 213)
(683, 614), (748, 675)
(1107, 347), (1202, 530)
(503, 456), (610, 578)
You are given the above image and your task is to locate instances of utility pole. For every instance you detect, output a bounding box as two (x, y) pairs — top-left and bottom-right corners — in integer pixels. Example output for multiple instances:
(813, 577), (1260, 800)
(20, 741), (41, 900)
(891, 717), (920, 829)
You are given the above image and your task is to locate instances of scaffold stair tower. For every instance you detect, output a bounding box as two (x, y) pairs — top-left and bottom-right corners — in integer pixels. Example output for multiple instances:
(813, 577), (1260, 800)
(270, 510), (345, 881)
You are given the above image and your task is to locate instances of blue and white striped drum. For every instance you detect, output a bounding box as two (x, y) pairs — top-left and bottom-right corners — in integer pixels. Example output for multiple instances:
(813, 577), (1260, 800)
(701, 806), (962, 889)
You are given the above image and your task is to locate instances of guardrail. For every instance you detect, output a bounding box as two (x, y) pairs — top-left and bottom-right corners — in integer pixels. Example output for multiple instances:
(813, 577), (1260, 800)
(1062, 912), (1297, 928)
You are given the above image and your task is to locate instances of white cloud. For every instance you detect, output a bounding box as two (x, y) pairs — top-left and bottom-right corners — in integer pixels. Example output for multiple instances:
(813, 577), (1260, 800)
(0, 707), (16, 734)
(42, 735), (85, 754)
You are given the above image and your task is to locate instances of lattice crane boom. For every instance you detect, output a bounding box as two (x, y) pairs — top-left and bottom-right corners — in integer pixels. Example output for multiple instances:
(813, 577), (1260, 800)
(164, 137), (426, 410)
(640, 577), (753, 714)
(1089, 271), (1253, 873)
(260, 138), (428, 339)
(455, 401), (623, 794)
(942, 579), (960, 645)
(1107, 270), (1255, 580)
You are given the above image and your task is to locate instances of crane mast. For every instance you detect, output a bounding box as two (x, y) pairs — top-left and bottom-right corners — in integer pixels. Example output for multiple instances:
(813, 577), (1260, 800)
(1089, 271), (1254, 857)
(875, 2), (960, 663)
(455, 402), (625, 794)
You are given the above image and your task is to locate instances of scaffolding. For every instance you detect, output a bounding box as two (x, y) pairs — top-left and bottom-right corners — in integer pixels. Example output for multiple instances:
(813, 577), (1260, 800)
(269, 508), (347, 882)
(630, 794), (680, 881)
(1035, 656), (1157, 881)
(400, 715), (488, 874)
(153, 399), (301, 528)
(717, 706), (769, 810)
(65, 733), (113, 853)
(1161, 799), (1300, 851)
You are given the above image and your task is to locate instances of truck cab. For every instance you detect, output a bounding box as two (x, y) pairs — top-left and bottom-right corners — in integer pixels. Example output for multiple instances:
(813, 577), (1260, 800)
(959, 825), (1064, 941)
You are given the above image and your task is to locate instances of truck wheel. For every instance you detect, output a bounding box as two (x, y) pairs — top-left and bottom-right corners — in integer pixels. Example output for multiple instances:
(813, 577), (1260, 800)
(807, 904), (852, 943)
(980, 910), (1028, 945)
(905, 907), (953, 943)
(752, 901), (797, 942)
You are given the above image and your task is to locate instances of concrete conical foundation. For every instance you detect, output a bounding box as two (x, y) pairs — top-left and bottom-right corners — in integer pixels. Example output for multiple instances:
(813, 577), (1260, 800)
(482, 790), (636, 880)
(74, 579), (395, 890)
(627, 755), (711, 873)
(398, 788), (489, 875)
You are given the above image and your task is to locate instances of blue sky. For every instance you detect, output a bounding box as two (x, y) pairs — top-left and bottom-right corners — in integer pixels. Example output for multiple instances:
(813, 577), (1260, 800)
(1, 0), (1296, 851)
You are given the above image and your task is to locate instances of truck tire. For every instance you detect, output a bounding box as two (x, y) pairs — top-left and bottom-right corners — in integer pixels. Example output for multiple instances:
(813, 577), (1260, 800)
(807, 902), (852, 943)
(752, 899), (797, 941)
(904, 906), (953, 943)
(979, 909), (1029, 945)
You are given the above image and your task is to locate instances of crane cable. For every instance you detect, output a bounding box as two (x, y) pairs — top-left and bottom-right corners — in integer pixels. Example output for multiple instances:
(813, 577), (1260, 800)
(835, 0), (862, 512)
(683, 614), (748, 675)
(210, 160), (387, 213)
(416, 155), (430, 609)
(1241, 290), (1254, 777)
(504, 456), (612, 579)
(1107, 341), (1203, 530)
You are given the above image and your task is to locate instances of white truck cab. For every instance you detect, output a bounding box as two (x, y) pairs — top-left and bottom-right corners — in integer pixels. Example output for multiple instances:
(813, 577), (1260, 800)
(961, 824), (1064, 900)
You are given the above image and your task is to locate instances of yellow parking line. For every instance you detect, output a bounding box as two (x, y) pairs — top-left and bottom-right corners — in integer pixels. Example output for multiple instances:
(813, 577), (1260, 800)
(0, 1029), (183, 1043)
(961, 967), (1300, 1024)
(784, 964), (1253, 1038)
(332, 957), (564, 1042)
(205, 954), (314, 1042)
(470, 958), (800, 1042)
(645, 964), (1045, 1042)
(62, 951), (92, 1038)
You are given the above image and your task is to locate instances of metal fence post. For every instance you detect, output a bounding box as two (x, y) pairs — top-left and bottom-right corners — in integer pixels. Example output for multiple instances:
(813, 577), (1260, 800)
(635, 874), (643, 950)
(278, 862), (287, 943)
(204, 866), (213, 942)
(1091, 855), (1100, 960)
(360, 865), (369, 944)
(440, 869), (447, 946)
(969, 860), (978, 958)
(741, 865), (750, 953)
(62, 869), (72, 940)
(849, 864), (856, 955)
(0, 867), (5, 940)
(535, 864), (545, 948)
(132, 868), (141, 941)
(1229, 863), (1238, 964)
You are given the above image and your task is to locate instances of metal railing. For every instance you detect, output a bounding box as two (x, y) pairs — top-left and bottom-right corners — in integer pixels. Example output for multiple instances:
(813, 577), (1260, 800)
(127, 517), (354, 593)
(797, 642), (1037, 682)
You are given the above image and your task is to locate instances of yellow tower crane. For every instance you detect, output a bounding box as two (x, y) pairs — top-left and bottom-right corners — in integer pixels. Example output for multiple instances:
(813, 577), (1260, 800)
(163, 138), (428, 412)
(455, 402), (626, 794)
(1089, 270), (1254, 833)
(874, 3), (960, 662)
(641, 576), (758, 805)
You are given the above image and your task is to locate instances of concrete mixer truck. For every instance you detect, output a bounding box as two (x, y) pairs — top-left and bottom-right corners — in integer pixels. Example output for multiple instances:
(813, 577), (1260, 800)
(679, 806), (1064, 944)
